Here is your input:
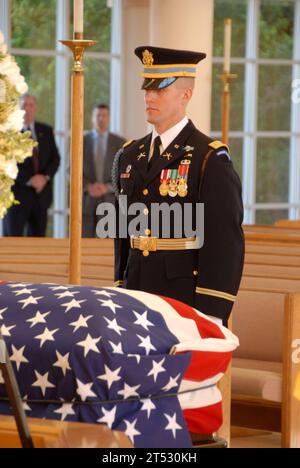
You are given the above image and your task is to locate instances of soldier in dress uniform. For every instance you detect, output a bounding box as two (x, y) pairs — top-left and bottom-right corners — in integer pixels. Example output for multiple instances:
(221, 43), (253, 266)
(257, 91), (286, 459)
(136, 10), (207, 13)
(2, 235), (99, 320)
(112, 46), (244, 326)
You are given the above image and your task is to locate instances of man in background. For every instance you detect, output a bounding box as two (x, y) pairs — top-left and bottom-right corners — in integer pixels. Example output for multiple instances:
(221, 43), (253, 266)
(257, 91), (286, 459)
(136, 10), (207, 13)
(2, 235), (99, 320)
(3, 94), (60, 237)
(82, 104), (125, 237)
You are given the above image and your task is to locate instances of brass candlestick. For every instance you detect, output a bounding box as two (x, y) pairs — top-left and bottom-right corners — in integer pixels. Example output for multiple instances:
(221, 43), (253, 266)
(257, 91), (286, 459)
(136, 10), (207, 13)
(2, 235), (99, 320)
(60, 36), (96, 285)
(219, 72), (237, 146)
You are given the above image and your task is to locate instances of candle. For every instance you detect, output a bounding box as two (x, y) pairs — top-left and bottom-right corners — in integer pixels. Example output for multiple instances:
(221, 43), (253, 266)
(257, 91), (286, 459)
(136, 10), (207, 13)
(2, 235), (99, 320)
(74, 0), (84, 34)
(224, 18), (232, 74)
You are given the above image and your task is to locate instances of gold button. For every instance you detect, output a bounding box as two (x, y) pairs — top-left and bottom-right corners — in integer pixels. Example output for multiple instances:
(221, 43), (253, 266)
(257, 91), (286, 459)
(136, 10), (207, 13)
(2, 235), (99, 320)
(143, 189), (149, 196)
(193, 270), (199, 276)
(143, 250), (150, 257)
(145, 229), (151, 236)
(143, 208), (149, 215)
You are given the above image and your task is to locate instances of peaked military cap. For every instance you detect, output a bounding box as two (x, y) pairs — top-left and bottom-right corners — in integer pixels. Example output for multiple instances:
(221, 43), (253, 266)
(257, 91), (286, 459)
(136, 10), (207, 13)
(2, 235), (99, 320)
(135, 46), (206, 90)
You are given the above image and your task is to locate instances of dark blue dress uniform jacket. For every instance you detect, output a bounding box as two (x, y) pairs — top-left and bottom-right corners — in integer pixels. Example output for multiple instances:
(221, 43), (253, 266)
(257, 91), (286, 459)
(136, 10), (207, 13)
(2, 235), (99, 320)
(112, 120), (244, 325)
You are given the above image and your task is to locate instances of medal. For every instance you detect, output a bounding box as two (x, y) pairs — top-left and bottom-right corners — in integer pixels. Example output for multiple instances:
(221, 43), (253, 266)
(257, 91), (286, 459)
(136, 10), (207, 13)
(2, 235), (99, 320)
(177, 162), (190, 198)
(159, 169), (170, 196)
(177, 179), (188, 197)
(168, 169), (178, 197)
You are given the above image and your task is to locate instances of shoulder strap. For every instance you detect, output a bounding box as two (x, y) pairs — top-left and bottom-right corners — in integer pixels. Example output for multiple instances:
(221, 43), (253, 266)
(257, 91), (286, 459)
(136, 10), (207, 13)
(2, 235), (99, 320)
(199, 149), (214, 195)
(111, 148), (124, 196)
(123, 139), (135, 149)
(208, 140), (229, 152)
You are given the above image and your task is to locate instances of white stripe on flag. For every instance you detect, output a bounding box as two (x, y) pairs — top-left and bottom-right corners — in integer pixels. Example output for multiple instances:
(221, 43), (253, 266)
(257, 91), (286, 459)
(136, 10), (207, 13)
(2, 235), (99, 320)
(107, 287), (202, 343)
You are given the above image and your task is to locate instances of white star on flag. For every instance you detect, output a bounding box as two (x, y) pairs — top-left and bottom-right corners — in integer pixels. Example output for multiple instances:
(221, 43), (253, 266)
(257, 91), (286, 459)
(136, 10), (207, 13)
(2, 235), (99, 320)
(49, 285), (70, 291)
(61, 298), (86, 313)
(34, 327), (59, 348)
(32, 371), (55, 396)
(18, 296), (43, 310)
(13, 288), (37, 296)
(141, 399), (156, 419)
(109, 340), (124, 354)
(53, 351), (71, 376)
(0, 308), (7, 320)
(124, 419), (141, 443)
(10, 345), (29, 371)
(55, 290), (80, 300)
(9, 283), (30, 288)
(147, 358), (166, 382)
(128, 354), (141, 364)
(162, 374), (181, 392)
(97, 365), (122, 389)
(22, 395), (31, 412)
(1, 324), (16, 337)
(164, 412), (182, 438)
(98, 299), (122, 314)
(104, 317), (126, 336)
(97, 406), (117, 429)
(70, 314), (93, 333)
(26, 311), (51, 328)
(133, 310), (154, 331)
(137, 334), (157, 355)
(118, 383), (140, 399)
(76, 379), (97, 401)
(77, 334), (101, 357)
(92, 290), (116, 298)
(54, 402), (75, 421)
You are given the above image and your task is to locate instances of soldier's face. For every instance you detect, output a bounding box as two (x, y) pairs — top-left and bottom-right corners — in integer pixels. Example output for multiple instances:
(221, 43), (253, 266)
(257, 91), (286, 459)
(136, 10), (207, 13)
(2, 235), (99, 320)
(144, 82), (189, 131)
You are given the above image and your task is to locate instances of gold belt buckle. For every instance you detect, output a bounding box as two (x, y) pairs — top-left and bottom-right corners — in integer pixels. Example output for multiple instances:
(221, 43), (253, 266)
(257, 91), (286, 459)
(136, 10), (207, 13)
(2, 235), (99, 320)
(139, 236), (157, 252)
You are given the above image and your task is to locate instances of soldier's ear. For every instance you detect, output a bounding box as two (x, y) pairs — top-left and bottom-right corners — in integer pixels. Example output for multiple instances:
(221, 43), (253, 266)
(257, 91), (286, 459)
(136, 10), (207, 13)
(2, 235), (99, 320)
(182, 86), (193, 104)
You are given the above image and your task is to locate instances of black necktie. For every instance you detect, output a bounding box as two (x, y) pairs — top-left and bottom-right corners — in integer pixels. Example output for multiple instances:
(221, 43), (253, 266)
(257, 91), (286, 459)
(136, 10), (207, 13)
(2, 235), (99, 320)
(148, 136), (162, 170)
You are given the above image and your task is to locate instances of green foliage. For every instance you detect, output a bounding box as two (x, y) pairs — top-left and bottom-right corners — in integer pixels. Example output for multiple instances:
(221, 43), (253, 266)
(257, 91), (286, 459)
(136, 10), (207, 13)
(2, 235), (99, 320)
(258, 65), (292, 131)
(72, 0), (111, 52)
(11, 0), (56, 50)
(256, 138), (290, 204)
(213, 0), (247, 57)
(256, 209), (289, 225)
(84, 58), (111, 129)
(211, 63), (245, 132)
(259, 0), (294, 59)
(15, 55), (55, 126)
(213, 0), (296, 224)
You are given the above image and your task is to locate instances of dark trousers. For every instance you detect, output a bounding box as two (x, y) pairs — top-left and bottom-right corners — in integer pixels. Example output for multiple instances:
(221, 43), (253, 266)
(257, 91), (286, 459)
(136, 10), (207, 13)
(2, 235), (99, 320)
(3, 194), (48, 237)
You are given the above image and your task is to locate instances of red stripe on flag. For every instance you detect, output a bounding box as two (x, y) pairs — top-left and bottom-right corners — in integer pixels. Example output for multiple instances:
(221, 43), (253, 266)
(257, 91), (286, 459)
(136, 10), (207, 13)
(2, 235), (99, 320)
(178, 350), (232, 381)
(160, 295), (225, 340)
(184, 401), (223, 434)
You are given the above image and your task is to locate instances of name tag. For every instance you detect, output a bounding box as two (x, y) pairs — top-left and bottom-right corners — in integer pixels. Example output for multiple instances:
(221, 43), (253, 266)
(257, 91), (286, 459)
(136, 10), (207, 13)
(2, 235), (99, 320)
(120, 173), (131, 179)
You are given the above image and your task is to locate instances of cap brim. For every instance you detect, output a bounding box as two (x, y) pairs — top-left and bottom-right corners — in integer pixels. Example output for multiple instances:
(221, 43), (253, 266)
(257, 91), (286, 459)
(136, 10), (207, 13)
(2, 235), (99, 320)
(141, 77), (178, 90)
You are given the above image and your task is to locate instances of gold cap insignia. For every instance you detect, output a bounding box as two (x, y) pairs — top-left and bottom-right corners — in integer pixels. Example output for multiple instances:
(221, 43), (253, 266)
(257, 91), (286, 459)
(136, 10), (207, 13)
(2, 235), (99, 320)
(142, 49), (154, 67)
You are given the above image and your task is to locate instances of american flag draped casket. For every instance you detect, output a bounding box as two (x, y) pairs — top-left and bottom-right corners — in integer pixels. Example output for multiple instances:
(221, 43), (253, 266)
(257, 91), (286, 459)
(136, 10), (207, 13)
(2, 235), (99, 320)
(0, 281), (239, 448)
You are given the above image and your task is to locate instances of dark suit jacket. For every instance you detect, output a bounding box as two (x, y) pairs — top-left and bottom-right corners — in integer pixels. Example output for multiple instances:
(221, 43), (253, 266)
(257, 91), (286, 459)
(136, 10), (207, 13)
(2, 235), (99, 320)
(13, 122), (60, 209)
(83, 131), (126, 214)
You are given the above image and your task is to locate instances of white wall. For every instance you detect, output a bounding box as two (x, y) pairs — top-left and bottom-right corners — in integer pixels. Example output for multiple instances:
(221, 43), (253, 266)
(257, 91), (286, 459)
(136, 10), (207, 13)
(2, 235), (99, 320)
(121, 0), (214, 139)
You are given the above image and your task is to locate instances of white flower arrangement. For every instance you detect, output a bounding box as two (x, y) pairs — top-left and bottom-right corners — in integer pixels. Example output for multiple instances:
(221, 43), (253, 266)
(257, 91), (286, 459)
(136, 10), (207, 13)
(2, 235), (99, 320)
(0, 31), (36, 218)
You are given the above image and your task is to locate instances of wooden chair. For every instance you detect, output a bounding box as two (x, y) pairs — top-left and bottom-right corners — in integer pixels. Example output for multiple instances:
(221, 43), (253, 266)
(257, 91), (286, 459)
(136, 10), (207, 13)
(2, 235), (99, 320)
(0, 332), (34, 448)
(231, 290), (300, 448)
